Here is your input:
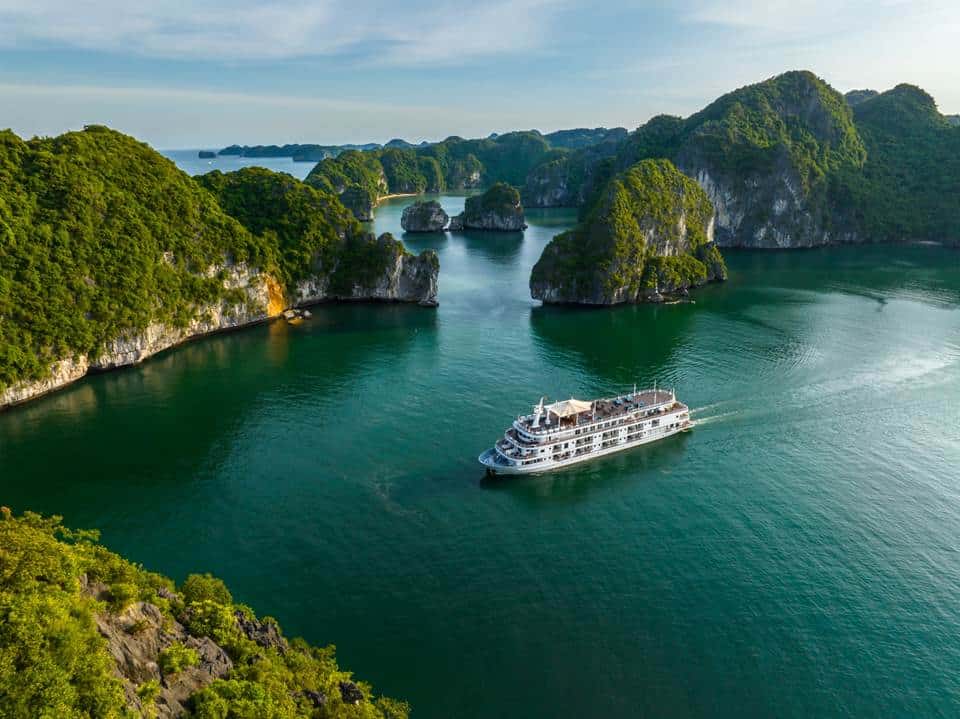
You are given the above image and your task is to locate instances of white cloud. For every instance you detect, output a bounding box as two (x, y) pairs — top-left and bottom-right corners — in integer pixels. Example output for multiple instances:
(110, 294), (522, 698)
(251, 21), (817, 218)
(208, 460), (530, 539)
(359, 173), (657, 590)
(0, 81), (561, 146)
(618, 0), (960, 116)
(0, 0), (567, 65)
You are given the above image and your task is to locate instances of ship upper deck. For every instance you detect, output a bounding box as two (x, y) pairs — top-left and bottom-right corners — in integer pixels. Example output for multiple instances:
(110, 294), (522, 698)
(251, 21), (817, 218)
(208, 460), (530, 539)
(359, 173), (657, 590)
(516, 389), (682, 439)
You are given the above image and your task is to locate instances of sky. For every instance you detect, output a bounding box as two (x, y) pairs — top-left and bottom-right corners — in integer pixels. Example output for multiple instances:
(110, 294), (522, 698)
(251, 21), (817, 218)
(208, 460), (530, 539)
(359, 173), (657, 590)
(2, 0), (958, 148)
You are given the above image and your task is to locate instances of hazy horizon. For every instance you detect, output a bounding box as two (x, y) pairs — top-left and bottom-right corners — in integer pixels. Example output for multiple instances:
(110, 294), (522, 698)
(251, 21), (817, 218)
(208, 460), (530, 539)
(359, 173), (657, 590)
(2, 1), (958, 147)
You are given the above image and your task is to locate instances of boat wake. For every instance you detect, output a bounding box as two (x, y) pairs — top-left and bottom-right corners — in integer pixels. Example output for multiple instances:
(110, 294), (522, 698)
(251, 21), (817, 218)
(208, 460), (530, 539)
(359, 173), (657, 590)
(690, 407), (743, 427)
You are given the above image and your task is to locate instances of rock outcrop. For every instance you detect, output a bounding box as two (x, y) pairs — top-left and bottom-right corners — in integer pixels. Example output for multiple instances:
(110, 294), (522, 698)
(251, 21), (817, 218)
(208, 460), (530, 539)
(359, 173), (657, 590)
(340, 185), (376, 221)
(450, 183), (527, 231)
(401, 200), (449, 232)
(1, 245), (439, 410)
(522, 71), (876, 249)
(530, 159), (726, 305)
(93, 598), (233, 718)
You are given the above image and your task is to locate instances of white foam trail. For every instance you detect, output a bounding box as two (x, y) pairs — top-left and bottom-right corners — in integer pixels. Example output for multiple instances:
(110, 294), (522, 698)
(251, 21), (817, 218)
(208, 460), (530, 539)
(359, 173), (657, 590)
(692, 410), (743, 427)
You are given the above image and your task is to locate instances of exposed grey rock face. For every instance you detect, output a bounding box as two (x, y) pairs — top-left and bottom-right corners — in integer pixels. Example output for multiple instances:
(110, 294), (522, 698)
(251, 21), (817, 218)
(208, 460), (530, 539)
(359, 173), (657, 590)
(340, 185), (376, 221)
(1, 246), (439, 410)
(234, 610), (288, 653)
(401, 200), (449, 232)
(530, 159), (726, 305)
(450, 183), (527, 231)
(524, 72), (868, 249)
(94, 601), (233, 719)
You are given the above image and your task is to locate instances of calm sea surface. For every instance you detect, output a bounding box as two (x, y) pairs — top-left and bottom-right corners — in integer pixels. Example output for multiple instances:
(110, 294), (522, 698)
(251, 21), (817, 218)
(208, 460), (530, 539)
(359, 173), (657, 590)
(3, 183), (960, 717)
(161, 149), (318, 179)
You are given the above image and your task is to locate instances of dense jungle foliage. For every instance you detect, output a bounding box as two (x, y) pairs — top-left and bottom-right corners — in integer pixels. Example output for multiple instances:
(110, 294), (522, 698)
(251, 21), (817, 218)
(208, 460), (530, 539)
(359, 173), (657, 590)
(0, 509), (408, 718)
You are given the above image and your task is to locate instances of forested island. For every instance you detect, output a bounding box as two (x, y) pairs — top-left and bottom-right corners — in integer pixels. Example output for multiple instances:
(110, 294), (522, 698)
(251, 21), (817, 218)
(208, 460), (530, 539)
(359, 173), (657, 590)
(522, 71), (960, 248)
(2, 70), (957, 394)
(0, 508), (408, 718)
(531, 160), (726, 304)
(0, 126), (437, 411)
(276, 71), (959, 250)
(301, 129), (625, 221)
(448, 183), (527, 232)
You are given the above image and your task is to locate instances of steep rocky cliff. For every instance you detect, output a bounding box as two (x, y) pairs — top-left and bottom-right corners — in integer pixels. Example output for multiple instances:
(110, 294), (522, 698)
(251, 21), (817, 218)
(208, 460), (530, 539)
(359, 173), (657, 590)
(401, 200), (449, 232)
(530, 159), (726, 305)
(0, 510), (408, 718)
(523, 70), (960, 248)
(0, 132), (438, 411)
(524, 71), (881, 248)
(449, 183), (527, 231)
(1, 242), (438, 409)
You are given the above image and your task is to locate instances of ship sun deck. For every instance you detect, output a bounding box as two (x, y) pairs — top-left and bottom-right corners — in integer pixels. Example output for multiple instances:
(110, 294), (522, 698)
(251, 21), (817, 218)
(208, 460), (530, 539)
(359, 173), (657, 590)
(480, 386), (693, 475)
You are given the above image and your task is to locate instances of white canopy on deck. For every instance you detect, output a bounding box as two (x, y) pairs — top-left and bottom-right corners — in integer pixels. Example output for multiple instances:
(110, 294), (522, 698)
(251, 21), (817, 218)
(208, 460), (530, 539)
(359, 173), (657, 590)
(545, 398), (593, 418)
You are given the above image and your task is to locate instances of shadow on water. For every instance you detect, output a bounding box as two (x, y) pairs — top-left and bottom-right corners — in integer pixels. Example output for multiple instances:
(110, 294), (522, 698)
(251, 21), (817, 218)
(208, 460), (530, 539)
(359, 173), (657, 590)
(479, 430), (692, 507)
(454, 230), (524, 266)
(723, 244), (960, 309)
(0, 304), (437, 515)
(399, 231), (448, 254)
(528, 302), (698, 388)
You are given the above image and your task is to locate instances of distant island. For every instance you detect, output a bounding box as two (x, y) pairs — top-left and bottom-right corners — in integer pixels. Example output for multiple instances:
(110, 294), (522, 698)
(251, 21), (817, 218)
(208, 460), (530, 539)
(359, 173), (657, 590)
(0, 508), (408, 718)
(197, 150), (216, 159)
(246, 72), (959, 250)
(0, 126), (438, 410)
(3, 70), (958, 404)
(300, 128), (626, 221)
(522, 71), (960, 249)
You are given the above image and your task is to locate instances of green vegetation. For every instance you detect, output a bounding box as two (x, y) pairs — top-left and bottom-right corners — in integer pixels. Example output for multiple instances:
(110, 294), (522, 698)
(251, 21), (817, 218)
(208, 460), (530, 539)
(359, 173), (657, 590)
(304, 131), (611, 219)
(0, 508), (408, 718)
(0, 127), (433, 397)
(835, 84), (960, 242)
(158, 642), (201, 675)
(0, 125), (270, 392)
(463, 183), (521, 219)
(604, 70), (867, 242)
(304, 150), (387, 201)
(531, 159), (725, 303)
(195, 168), (364, 291)
(525, 70), (960, 246)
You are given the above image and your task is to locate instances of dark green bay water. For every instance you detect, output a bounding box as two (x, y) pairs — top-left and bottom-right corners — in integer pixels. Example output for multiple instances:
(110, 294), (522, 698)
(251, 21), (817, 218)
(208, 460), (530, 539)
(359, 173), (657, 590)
(3, 194), (960, 717)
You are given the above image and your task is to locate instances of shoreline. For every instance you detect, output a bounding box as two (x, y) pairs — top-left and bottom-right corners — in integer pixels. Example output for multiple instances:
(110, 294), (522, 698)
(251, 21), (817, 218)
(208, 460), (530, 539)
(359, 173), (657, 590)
(0, 295), (437, 413)
(376, 192), (418, 204)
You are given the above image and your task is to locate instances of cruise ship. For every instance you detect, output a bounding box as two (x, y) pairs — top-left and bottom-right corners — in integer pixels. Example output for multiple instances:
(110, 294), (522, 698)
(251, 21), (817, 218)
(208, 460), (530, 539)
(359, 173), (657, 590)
(478, 387), (692, 475)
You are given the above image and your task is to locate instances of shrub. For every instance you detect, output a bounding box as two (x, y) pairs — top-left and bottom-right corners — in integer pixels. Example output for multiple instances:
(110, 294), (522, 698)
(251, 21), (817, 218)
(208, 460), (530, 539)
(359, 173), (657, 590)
(181, 573), (233, 607)
(158, 642), (200, 675)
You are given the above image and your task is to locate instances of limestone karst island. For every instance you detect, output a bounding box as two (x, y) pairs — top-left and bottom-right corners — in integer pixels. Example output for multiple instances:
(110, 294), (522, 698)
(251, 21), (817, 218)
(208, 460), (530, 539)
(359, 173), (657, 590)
(3, 3), (960, 717)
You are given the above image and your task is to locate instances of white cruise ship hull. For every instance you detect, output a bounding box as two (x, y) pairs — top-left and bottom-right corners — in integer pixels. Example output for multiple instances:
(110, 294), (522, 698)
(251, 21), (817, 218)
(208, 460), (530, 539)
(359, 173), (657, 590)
(479, 422), (691, 475)
(478, 388), (692, 476)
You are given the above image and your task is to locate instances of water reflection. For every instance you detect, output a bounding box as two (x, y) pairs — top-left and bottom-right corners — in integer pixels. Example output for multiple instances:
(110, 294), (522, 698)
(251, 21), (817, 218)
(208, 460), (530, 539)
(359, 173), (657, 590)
(479, 430), (692, 506)
(0, 305), (437, 514)
(454, 230), (525, 266)
(400, 231), (448, 255)
(725, 245), (960, 309)
(528, 303), (697, 389)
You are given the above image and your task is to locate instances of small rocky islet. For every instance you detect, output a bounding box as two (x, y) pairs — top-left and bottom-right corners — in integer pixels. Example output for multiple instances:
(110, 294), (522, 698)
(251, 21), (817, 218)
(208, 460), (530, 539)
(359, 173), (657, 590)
(401, 184), (528, 233)
(448, 183), (527, 231)
(401, 200), (449, 232)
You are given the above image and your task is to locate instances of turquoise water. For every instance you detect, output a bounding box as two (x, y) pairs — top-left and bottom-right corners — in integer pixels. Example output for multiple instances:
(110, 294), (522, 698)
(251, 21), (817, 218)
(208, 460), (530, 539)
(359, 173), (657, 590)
(2, 194), (960, 717)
